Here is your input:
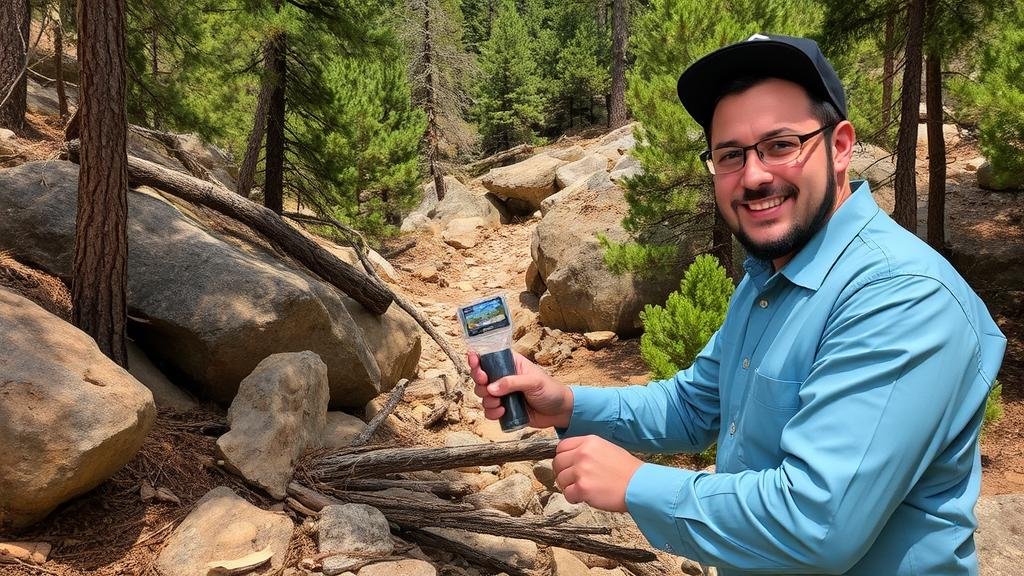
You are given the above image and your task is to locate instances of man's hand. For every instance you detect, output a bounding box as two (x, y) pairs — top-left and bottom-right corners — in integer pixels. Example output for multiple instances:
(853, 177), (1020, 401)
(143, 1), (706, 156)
(468, 350), (574, 429)
(552, 435), (644, 513)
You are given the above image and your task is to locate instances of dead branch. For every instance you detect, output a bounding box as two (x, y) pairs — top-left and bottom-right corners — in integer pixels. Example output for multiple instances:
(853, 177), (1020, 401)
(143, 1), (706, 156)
(381, 238), (417, 259)
(338, 477), (473, 498)
(64, 139), (393, 315)
(309, 438), (558, 481)
(287, 482), (656, 564)
(129, 124), (220, 186)
(350, 378), (409, 447)
(400, 527), (530, 576)
(462, 144), (533, 176)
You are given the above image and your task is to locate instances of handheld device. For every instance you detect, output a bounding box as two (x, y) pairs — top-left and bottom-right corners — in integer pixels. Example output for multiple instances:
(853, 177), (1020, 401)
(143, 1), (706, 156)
(456, 294), (530, 432)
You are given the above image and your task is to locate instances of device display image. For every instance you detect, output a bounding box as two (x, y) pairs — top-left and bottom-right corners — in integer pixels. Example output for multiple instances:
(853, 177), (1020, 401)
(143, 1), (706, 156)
(459, 296), (511, 337)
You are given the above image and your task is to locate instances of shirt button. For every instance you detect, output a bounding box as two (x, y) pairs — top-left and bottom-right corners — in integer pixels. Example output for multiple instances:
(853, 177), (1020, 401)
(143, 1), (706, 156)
(758, 298), (769, 308)
(742, 357), (750, 369)
(664, 543), (673, 552)
(729, 422), (737, 435)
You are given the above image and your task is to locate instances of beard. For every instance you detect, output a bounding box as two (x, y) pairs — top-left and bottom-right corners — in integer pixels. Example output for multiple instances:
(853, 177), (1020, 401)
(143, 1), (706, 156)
(730, 161), (837, 263)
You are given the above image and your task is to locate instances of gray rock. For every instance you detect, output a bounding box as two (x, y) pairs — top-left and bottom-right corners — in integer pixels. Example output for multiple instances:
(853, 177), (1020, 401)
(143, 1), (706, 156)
(175, 132), (237, 190)
(555, 154), (610, 189)
(465, 473), (537, 516)
(444, 430), (488, 447)
(0, 288), (155, 529)
(531, 171), (689, 335)
(318, 504), (394, 575)
(425, 528), (537, 570)
(323, 411), (367, 450)
(547, 145), (587, 162)
(976, 494), (1024, 575)
(532, 459), (556, 490)
(442, 217), (487, 249)
(978, 161), (1024, 191)
(156, 486), (293, 576)
(481, 154), (567, 212)
(849, 143), (895, 190)
(217, 351), (329, 499)
(413, 176), (502, 227)
(0, 161), (420, 408)
(609, 154), (642, 183)
(544, 493), (597, 526)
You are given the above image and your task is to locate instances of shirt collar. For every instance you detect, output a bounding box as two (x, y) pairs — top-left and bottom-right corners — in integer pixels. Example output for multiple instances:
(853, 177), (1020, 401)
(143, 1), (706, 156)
(743, 180), (878, 292)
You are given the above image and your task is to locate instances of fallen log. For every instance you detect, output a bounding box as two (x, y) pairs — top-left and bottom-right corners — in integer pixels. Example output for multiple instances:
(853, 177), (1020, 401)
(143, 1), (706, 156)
(309, 438), (558, 481)
(462, 144), (534, 176)
(287, 482), (656, 564)
(400, 527), (529, 576)
(64, 139), (393, 315)
(350, 378), (408, 447)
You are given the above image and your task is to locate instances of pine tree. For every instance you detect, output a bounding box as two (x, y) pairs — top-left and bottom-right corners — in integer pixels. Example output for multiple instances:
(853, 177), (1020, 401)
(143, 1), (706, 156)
(0, 0), (30, 131)
(616, 0), (818, 279)
(639, 255), (734, 379)
(608, 0), (629, 128)
(474, 0), (543, 152)
(554, 22), (608, 128)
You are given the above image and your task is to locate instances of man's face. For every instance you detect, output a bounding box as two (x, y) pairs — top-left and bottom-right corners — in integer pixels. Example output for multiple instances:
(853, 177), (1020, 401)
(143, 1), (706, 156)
(708, 78), (836, 263)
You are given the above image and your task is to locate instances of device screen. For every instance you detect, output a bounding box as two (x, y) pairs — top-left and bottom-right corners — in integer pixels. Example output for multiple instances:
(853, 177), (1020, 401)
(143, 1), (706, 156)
(459, 296), (511, 337)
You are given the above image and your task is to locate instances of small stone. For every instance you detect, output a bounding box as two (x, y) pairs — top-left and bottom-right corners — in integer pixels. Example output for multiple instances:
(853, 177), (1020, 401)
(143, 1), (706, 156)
(323, 411), (367, 450)
(583, 331), (618, 350)
(549, 547), (590, 576)
(965, 157), (986, 172)
(318, 504), (393, 575)
(414, 265), (440, 282)
(358, 559), (437, 576)
(532, 459), (556, 490)
(465, 473), (536, 516)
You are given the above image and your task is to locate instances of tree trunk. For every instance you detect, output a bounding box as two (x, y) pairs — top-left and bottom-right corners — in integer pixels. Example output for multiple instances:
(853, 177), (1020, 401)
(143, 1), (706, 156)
(422, 0), (446, 202)
(264, 31), (287, 214)
(54, 9), (69, 119)
(150, 27), (160, 129)
(608, 0), (628, 129)
(0, 0), (30, 131)
(237, 41), (275, 198)
(893, 0), (925, 233)
(712, 205), (733, 279)
(64, 139), (395, 315)
(881, 13), (895, 129)
(73, 0), (129, 367)
(925, 43), (946, 251)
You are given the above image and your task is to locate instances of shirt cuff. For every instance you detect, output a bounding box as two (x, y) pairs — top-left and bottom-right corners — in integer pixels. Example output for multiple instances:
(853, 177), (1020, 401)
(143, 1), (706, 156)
(557, 385), (622, 438)
(625, 462), (698, 554)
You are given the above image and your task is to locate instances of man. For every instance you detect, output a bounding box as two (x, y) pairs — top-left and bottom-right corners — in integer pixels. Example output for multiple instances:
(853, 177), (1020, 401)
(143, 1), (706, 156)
(470, 34), (1006, 574)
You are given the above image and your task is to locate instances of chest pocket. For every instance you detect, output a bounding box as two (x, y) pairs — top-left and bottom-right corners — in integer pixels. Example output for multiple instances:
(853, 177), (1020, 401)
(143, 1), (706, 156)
(738, 370), (803, 470)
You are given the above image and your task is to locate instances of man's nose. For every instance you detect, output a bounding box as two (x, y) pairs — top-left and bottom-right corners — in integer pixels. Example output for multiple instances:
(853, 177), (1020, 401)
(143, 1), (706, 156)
(739, 148), (773, 190)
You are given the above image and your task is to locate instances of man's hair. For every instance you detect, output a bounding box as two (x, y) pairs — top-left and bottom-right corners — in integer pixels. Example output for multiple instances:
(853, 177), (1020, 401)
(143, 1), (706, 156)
(707, 75), (842, 141)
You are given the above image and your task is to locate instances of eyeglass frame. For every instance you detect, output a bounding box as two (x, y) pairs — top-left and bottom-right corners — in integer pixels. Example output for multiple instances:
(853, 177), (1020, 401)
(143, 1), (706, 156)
(699, 123), (837, 175)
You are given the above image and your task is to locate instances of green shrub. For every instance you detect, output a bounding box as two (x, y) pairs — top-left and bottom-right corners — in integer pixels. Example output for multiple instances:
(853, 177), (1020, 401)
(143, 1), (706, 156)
(639, 254), (734, 380)
(982, 381), (1004, 437)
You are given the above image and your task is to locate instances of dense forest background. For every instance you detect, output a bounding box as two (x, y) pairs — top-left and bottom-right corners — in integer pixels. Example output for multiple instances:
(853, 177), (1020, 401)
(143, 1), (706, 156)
(1, 0), (1023, 360)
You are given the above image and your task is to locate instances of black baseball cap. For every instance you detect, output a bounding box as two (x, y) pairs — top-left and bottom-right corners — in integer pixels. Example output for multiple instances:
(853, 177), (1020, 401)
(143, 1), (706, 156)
(677, 34), (847, 135)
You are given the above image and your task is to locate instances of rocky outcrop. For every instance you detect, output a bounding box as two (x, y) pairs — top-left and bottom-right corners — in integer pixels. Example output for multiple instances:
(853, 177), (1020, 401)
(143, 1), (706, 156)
(0, 287), (155, 529)
(409, 176), (503, 228)
(531, 171), (688, 335)
(156, 486), (293, 576)
(0, 161), (420, 408)
(481, 154), (567, 213)
(978, 161), (1024, 191)
(216, 352), (329, 499)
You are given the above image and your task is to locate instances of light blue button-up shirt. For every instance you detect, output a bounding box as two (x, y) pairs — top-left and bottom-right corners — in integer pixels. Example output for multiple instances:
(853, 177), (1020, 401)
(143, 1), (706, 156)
(562, 181), (1006, 574)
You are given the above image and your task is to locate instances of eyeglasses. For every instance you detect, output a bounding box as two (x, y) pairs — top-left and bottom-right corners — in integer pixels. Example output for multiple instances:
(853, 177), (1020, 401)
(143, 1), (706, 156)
(700, 124), (835, 175)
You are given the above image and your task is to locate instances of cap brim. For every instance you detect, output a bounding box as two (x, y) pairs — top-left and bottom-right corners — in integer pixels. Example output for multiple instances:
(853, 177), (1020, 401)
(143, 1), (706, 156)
(677, 40), (832, 133)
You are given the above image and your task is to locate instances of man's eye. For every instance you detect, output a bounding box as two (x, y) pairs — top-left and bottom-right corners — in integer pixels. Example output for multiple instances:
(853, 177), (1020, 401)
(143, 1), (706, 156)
(765, 139), (798, 152)
(716, 149), (743, 162)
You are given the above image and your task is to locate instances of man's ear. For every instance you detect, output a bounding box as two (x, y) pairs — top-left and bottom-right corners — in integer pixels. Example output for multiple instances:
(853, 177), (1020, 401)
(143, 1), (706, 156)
(831, 120), (856, 175)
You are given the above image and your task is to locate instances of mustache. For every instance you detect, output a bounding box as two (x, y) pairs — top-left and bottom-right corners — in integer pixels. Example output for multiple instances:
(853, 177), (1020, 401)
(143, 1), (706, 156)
(737, 183), (798, 205)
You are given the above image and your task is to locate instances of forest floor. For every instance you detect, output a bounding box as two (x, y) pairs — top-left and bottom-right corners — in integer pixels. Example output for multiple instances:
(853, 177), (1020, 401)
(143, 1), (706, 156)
(0, 116), (1021, 575)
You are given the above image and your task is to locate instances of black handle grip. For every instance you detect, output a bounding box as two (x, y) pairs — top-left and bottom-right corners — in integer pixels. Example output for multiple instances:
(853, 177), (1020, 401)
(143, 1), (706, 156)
(478, 348), (530, 432)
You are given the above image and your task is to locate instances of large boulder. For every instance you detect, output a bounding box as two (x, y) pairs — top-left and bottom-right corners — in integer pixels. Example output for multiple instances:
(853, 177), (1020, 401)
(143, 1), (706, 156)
(0, 287), (155, 529)
(216, 351), (329, 499)
(849, 142), (896, 190)
(975, 493), (1024, 575)
(156, 486), (293, 576)
(531, 171), (688, 335)
(408, 176), (502, 228)
(555, 154), (610, 189)
(0, 161), (419, 408)
(481, 154), (567, 212)
(175, 132), (237, 190)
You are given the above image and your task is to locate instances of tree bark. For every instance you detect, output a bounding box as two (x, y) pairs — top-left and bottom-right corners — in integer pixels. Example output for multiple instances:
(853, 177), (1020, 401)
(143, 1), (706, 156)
(263, 31), (287, 214)
(881, 13), (895, 129)
(310, 438), (559, 482)
(400, 528), (530, 576)
(0, 0), (30, 130)
(462, 143), (533, 175)
(422, 0), (447, 201)
(53, 6), (69, 120)
(73, 0), (129, 367)
(893, 0), (925, 233)
(64, 140), (395, 315)
(608, 0), (628, 129)
(925, 36), (946, 251)
(237, 41), (275, 198)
